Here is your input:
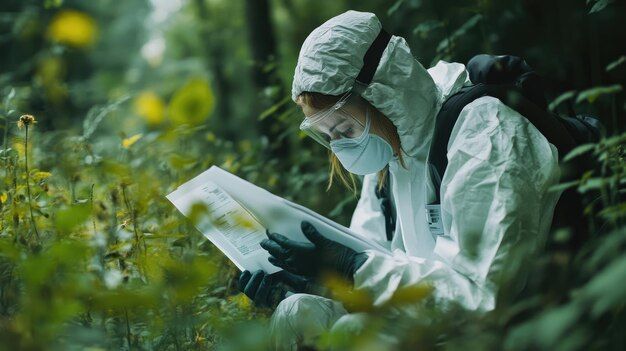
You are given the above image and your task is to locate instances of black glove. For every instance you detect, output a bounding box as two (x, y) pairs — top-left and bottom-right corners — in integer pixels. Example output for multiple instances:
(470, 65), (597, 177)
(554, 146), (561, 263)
(260, 221), (367, 283)
(237, 269), (316, 308)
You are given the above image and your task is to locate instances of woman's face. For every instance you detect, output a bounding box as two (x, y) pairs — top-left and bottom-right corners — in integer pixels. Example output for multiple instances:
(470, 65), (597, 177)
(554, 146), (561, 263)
(297, 97), (389, 143)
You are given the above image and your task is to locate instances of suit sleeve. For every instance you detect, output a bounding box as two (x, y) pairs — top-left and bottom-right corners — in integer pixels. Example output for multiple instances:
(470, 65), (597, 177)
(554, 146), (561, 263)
(353, 96), (561, 311)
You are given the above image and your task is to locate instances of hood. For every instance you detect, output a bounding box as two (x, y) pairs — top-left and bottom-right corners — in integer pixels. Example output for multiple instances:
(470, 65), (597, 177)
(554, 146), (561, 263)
(292, 10), (468, 158)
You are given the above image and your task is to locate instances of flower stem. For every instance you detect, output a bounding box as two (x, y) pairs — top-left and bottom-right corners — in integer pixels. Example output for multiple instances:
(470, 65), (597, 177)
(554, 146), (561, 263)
(24, 125), (40, 240)
(2, 116), (9, 187)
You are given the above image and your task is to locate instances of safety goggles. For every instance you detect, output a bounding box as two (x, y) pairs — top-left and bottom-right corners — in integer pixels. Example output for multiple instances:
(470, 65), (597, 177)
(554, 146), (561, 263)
(299, 92), (368, 149)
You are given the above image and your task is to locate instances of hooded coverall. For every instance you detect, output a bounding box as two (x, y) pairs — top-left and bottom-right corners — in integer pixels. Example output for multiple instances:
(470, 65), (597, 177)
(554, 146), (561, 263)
(271, 10), (561, 350)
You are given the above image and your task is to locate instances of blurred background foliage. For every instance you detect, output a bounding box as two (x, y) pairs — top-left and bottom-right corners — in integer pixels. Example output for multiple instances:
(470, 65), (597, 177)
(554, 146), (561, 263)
(0, 0), (624, 350)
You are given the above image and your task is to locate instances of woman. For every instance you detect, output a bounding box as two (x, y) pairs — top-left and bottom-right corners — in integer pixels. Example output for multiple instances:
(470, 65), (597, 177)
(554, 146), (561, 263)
(238, 10), (561, 349)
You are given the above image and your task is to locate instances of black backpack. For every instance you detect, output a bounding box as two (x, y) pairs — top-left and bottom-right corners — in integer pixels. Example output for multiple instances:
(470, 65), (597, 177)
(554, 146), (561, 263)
(377, 54), (602, 247)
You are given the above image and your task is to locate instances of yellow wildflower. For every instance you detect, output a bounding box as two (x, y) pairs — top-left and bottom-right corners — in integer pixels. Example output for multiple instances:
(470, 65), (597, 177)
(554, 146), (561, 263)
(384, 284), (433, 307)
(238, 140), (252, 152)
(134, 91), (165, 125)
(48, 10), (97, 48)
(32, 172), (53, 182)
(17, 114), (36, 129)
(229, 293), (252, 311)
(12, 142), (25, 156)
(168, 79), (214, 126)
(122, 133), (143, 149)
(323, 273), (374, 312)
(36, 57), (68, 104)
(205, 132), (216, 142)
(37, 56), (65, 85)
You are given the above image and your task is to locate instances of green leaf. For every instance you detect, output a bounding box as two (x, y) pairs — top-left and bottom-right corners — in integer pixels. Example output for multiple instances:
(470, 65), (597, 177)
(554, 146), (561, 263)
(578, 256), (626, 317)
(548, 90), (576, 111)
(578, 177), (609, 193)
(599, 132), (626, 148)
(412, 20), (444, 38)
(563, 143), (596, 162)
(328, 195), (358, 218)
(505, 303), (583, 349)
(548, 180), (579, 193)
(437, 14), (483, 53)
(258, 96), (290, 121)
(588, 0), (613, 13)
(598, 203), (626, 221)
(168, 153), (197, 170)
(606, 55), (626, 72)
(0, 148), (16, 158)
(3, 88), (15, 109)
(387, 0), (405, 16)
(576, 84), (622, 104)
(82, 97), (129, 139)
(171, 236), (190, 248)
(588, 228), (626, 269)
(55, 204), (92, 233)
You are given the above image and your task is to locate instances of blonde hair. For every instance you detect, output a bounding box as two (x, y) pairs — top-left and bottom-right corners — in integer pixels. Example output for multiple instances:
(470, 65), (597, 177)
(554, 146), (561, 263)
(297, 91), (406, 192)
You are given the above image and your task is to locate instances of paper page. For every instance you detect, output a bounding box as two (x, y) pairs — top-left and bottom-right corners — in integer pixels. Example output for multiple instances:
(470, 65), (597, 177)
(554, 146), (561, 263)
(167, 180), (280, 273)
(166, 166), (391, 274)
(282, 200), (390, 253)
(200, 183), (265, 256)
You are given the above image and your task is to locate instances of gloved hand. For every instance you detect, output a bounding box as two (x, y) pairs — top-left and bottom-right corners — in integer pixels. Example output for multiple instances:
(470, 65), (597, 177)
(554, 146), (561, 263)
(260, 221), (368, 283)
(237, 269), (317, 308)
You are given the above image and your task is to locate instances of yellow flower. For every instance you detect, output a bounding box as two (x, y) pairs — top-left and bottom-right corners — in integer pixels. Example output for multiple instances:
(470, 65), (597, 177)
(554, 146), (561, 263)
(168, 79), (214, 126)
(36, 57), (68, 104)
(37, 57), (65, 85)
(385, 284), (433, 307)
(238, 140), (252, 152)
(323, 273), (374, 312)
(221, 154), (237, 172)
(134, 91), (165, 125)
(32, 172), (53, 182)
(205, 132), (216, 142)
(17, 114), (36, 129)
(229, 293), (252, 311)
(12, 142), (25, 156)
(0, 193), (7, 204)
(47, 10), (97, 48)
(268, 174), (278, 187)
(122, 133), (143, 149)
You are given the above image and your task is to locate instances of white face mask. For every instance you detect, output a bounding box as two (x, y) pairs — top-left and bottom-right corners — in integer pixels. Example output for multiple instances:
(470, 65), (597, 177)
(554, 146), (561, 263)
(329, 107), (394, 175)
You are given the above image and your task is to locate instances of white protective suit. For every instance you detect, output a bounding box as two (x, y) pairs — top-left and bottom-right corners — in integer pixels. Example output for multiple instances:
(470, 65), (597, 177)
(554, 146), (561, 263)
(271, 10), (562, 349)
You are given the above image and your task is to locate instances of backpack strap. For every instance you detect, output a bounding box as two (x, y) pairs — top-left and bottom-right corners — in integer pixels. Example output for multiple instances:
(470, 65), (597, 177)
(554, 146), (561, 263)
(427, 84), (504, 204)
(428, 56), (601, 245)
(427, 83), (578, 205)
(375, 171), (396, 241)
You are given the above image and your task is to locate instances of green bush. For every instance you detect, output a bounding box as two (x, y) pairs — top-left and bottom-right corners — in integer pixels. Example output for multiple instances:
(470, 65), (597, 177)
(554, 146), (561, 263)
(0, 0), (624, 350)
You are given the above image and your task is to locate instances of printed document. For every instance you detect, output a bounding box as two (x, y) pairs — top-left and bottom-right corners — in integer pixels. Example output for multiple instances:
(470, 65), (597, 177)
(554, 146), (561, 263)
(166, 166), (390, 273)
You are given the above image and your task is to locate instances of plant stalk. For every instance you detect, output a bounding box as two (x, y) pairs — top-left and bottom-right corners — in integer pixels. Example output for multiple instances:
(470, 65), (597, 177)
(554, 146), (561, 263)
(24, 125), (39, 240)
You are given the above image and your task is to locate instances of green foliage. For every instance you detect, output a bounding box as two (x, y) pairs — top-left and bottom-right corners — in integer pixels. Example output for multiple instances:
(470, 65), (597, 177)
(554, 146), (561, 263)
(548, 90), (576, 112)
(576, 84), (623, 104)
(435, 14), (483, 61)
(606, 56), (626, 72)
(0, 0), (624, 350)
(54, 204), (91, 233)
(587, 0), (615, 13)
